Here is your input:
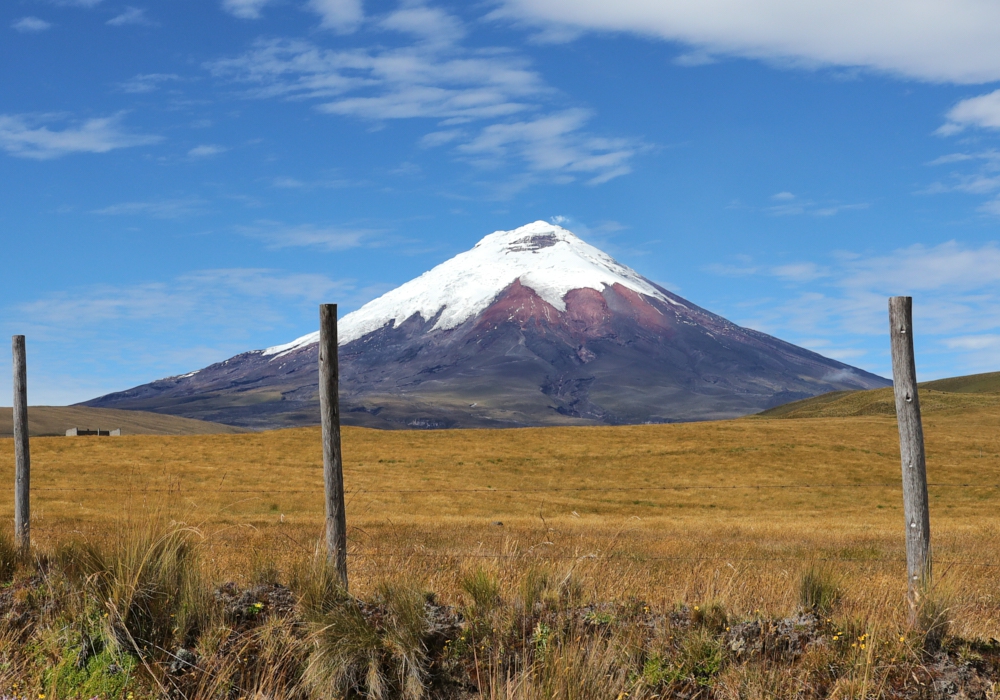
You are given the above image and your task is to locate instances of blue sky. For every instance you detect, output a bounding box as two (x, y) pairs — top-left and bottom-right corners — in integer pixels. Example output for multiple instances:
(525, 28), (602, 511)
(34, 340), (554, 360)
(3, 0), (1000, 404)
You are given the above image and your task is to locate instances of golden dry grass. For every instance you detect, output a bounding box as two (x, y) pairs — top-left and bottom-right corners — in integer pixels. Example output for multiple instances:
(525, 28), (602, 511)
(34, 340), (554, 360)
(2, 401), (1000, 639)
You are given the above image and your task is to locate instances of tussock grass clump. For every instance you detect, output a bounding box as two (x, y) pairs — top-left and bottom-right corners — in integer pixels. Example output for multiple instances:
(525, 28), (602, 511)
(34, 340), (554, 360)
(57, 516), (200, 657)
(303, 579), (433, 700)
(0, 528), (20, 584)
(692, 601), (729, 633)
(916, 590), (951, 653)
(460, 567), (501, 614)
(799, 565), (841, 614)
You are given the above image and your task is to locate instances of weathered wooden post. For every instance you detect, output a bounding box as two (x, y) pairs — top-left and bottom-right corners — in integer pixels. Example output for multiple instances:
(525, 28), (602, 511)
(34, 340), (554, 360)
(319, 304), (347, 589)
(12, 336), (30, 554)
(888, 297), (931, 621)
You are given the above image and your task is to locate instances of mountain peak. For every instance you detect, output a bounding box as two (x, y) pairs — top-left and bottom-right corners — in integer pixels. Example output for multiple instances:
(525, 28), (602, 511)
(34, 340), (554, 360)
(86, 220), (892, 429)
(264, 221), (677, 357)
(476, 220), (578, 253)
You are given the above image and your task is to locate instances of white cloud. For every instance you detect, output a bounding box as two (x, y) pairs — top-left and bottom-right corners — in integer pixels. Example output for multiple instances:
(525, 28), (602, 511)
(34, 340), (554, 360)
(938, 89), (1000, 135)
(771, 262), (828, 283)
(235, 221), (376, 251)
(923, 149), (1000, 214)
(12, 17), (52, 32)
(497, 0), (1000, 84)
(209, 37), (545, 120)
(419, 129), (463, 148)
(673, 51), (716, 67)
(710, 241), (1000, 377)
(943, 334), (1000, 351)
(209, 35), (637, 187)
(759, 191), (868, 217)
(107, 7), (151, 26)
(1, 267), (355, 402)
(270, 175), (350, 189)
(91, 197), (208, 218)
(187, 144), (227, 158)
(117, 73), (181, 93)
(222, 0), (271, 19)
(457, 109), (636, 185)
(307, 0), (363, 33)
(12, 269), (352, 333)
(380, 5), (464, 45)
(0, 113), (162, 160)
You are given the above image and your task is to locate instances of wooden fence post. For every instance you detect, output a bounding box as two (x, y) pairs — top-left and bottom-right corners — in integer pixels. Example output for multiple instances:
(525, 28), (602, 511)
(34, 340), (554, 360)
(12, 336), (30, 554)
(888, 297), (931, 621)
(319, 304), (347, 589)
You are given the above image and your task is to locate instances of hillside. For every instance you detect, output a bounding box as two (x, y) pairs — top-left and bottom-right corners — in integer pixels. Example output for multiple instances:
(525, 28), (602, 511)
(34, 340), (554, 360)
(921, 370), (1000, 393)
(755, 370), (1000, 418)
(0, 405), (246, 437)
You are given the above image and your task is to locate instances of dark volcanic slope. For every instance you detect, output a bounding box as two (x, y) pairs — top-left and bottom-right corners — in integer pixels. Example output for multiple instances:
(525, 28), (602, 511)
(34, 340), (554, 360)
(83, 278), (889, 430)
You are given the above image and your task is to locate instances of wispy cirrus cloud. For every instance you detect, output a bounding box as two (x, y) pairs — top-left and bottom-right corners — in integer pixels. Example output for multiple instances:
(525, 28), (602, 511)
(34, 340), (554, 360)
(15, 269), (353, 331)
(456, 109), (639, 185)
(107, 7), (152, 26)
(221, 0), (271, 19)
(708, 241), (1000, 377)
(922, 149), (1000, 215)
(0, 112), (161, 159)
(307, 0), (363, 33)
(270, 175), (351, 189)
(12, 17), (52, 32)
(187, 144), (227, 158)
(207, 9), (639, 189)
(235, 220), (379, 251)
(2, 267), (358, 402)
(728, 191), (870, 217)
(117, 73), (183, 93)
(91, 197), (209, 218)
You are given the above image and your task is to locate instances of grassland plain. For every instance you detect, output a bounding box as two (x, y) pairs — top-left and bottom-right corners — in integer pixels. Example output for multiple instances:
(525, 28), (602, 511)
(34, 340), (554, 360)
(1, 394), (1000, 640)
(0, 392), (1000, 698)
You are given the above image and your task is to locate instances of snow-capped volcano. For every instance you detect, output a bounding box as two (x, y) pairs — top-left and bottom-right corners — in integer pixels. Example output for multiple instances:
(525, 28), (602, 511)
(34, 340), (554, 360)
(83, 221), (890, 429)
(264, 221), (682, 357)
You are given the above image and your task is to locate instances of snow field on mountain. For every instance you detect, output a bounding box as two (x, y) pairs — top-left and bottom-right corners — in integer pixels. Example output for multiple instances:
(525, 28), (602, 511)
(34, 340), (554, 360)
(263, 221), (677, 357)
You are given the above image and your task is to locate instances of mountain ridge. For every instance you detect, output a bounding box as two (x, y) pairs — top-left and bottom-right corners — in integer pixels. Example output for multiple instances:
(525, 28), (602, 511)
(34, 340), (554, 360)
(82, 221), (891, 429)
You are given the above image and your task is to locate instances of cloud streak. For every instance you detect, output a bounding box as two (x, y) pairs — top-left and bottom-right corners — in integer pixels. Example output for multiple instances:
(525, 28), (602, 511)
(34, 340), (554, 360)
(107, 7), (152, 26)
(307, 0), (363, 33)
(117, 73), (182, 93)
(0, 113), (162, 160)
(91, 197), (209, 218)
(12, 17), (52, 32)
(221, 0), (271, 19)
(235, 221), (378, 251)
(922, 149), (1000, 215)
